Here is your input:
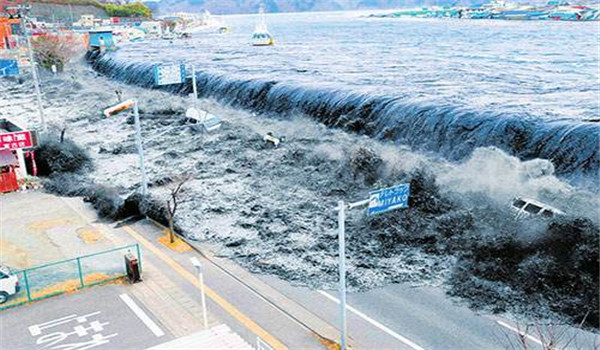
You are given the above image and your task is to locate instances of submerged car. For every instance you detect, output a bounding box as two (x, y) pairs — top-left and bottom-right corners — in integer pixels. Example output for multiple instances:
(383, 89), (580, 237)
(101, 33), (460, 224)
(510, 197), (565, 219)
(185, 107), (222, 132)
(0, 265), (20, 304)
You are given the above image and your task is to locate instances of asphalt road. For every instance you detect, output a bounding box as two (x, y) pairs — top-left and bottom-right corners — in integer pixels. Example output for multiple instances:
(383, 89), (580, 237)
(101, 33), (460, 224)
(0, 285), (171, 350)
(256, 274), (600, 350)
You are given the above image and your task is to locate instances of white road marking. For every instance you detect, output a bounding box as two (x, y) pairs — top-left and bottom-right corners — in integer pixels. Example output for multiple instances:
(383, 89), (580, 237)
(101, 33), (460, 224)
(496, 320), (544, 346)
(318, 290), (426, 350)
(119, 293), (165, 337)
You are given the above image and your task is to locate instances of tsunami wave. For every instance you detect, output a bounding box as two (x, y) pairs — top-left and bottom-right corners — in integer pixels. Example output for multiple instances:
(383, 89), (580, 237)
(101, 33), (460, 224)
(88, 53), (600, 191)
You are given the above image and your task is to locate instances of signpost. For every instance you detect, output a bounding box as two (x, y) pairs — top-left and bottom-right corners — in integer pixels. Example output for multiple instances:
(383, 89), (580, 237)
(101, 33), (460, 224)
(0, 59), (19, 76)
(335, 183), (410, 350)
(103, 99), (148, 195)
(0, 130), (35, 150)
(153, 63), (186, 86)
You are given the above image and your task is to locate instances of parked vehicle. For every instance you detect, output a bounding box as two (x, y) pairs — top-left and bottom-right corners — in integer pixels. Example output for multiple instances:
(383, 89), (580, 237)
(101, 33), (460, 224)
(0, 265), (20, 304)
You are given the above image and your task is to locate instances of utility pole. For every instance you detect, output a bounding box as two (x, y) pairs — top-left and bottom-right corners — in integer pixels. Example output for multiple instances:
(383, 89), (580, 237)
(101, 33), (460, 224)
(21, 11), (46, 132)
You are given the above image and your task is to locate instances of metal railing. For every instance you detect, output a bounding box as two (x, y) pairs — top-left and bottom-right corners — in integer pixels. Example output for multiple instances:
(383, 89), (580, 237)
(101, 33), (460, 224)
(0, 244), (141, 310)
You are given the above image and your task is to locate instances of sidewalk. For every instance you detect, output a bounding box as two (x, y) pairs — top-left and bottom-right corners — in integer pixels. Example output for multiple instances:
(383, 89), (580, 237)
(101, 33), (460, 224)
(61, 194), (229, 342)
(1, 191), (251, 349)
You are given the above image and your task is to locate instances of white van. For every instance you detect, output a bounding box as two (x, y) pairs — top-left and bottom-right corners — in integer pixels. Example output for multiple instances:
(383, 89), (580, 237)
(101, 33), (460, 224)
(0, 265), (20, 304)
(510, 197), (565, 220)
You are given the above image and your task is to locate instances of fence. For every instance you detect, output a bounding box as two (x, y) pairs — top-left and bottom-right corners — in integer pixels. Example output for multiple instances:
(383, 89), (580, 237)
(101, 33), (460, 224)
(0, 244), (141, 310)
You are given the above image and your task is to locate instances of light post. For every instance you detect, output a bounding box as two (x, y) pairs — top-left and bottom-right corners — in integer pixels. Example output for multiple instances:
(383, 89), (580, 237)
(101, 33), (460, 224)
(103, 99), (148, 195)
(190, 256), (209, 329)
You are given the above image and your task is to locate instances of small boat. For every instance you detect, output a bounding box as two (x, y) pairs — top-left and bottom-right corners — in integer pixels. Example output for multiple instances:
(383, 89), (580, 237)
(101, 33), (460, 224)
(252, 6), (274, 46)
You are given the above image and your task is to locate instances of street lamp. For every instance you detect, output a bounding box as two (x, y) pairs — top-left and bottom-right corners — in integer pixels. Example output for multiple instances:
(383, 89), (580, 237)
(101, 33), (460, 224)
(190, 256), (209, 329)
(103, 99), (148, 195)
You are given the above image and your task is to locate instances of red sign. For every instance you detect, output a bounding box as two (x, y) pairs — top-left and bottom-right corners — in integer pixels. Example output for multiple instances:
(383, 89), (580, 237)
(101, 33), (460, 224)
(0, 131), (34, 150)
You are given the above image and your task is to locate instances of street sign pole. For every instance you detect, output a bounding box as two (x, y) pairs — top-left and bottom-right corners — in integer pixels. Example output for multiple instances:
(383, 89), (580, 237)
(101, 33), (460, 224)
(22, 16), (46, 132)
(337, 200), (347, 350)
(132, 100), (148, 195)
(334, 183), (408, 349)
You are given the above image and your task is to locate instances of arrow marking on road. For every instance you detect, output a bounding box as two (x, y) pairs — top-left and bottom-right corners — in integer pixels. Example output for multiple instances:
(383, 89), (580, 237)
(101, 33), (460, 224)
(318, 290), (426, 350)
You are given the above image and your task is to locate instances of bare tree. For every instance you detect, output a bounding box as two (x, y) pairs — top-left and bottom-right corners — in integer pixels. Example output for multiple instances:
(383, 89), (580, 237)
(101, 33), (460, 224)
(165, 174), (192, 244)
(498, 314), (597, 350)
(32, 34), (81, 72)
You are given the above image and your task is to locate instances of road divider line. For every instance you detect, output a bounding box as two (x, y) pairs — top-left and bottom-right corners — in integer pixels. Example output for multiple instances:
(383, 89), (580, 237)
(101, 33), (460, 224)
(496, 320), (544, 346)
(120, 293), (165, 337)
(318, 290), (426, 350)
(122, 225), (287, 350)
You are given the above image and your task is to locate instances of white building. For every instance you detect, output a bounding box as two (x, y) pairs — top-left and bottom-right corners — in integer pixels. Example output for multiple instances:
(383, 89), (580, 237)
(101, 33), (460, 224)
(74, 15), (102, 28)
(139, 21), (163, 36)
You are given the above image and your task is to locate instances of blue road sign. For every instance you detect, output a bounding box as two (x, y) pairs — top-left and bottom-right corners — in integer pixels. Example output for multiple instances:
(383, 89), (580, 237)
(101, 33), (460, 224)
(0, 59), (19, 76)
(368, 183), (410, 215)
(153, 63), (186, 86)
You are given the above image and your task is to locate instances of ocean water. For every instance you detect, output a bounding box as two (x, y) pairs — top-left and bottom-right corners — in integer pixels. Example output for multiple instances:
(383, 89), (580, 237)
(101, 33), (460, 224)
(94, 11), (600, 188)
(116, 12), (599, 120)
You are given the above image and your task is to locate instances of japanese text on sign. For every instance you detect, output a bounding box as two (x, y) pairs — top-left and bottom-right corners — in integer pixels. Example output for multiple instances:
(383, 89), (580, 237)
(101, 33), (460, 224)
(368, 183), (410, 215)
(0, 59), (19, 76)
(0, 131), (34, 150)
(153, 64), (186, 86)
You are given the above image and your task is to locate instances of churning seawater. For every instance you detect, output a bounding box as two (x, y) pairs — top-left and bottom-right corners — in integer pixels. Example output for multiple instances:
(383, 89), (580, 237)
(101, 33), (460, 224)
(92, 11), (600, 188)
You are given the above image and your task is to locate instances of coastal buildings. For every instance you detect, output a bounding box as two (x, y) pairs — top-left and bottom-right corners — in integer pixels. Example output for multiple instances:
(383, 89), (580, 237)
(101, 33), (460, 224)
(370, 1), (600, 21)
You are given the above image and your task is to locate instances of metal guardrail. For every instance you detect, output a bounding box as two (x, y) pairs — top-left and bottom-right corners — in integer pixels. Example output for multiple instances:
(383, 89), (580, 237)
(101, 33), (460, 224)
(0, 243), (141, 310)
